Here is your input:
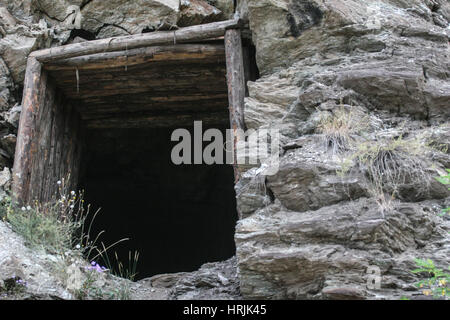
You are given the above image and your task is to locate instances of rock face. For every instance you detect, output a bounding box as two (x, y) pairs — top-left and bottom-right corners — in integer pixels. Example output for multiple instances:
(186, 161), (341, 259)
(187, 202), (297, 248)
(0, 220), (74, 299)
(179, 0), (222, 27)
(81, 0), (180, 35)
(138, 257), (241, 300)
(234, 0), (450, 300)
(0, 0), (449, 301)
(236, 198), (449, 299)
(31, 0), (226, 35)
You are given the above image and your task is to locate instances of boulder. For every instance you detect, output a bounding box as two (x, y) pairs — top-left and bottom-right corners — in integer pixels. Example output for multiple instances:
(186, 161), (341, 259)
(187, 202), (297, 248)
(3, 104), (21, 128)
(0, 133), (16, 157)
(207, 0), (235, 19)
(0, 166), (11, 189)
(266, 141), (368, 213)
(0, 57), (13, 111)
(236, 198), (450, 299)
(0, 18), (50, 83)
(0, 221), (74, 299)
(81, 0), (180, 35)
(178, 0), (222, 27)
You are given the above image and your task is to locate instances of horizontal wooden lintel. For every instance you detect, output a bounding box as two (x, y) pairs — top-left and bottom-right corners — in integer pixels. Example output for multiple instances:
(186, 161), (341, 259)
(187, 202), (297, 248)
(32, 19), (242, 63)
(44, 44), (226, 71)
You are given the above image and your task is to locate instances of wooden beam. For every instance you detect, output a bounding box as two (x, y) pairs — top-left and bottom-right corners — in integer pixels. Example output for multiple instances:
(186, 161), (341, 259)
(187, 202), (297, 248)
(44, 44), (226, 71)
(78, 98), (228, 117)
(12, 57), (43, 204)
(58, 86), (228, 100)
(79, 93), (229, 105)
(85, 110), (229, 129)
(225, 28), (246, 182)
(49, 64), (227, 87)
(32, 19), (242, 63)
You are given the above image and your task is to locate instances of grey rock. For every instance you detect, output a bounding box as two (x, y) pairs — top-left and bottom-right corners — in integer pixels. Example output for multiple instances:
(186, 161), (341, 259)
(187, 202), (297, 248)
(96, 25), (129, 39)
(0, 133), (16, 157)
(0, 166), (11, 189)
(3, 104), (21, 128)
(267, 136), (368, 213)
(0, 220), (74, 299)
(179, 0), (222, 27)
(235, 167), (271, 218)
(81, 0), (180, 35)
(136, 257), (241, 300)
(236, 198), (449, 299)
(0, 57), (13, 111)
(0, 17), (50, 83)
(169, 257), (241, 300)
(207, 0), (234, 19)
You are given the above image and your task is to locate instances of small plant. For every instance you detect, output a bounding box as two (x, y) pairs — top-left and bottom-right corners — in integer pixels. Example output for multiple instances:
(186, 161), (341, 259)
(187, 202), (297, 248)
(411, 258), (449, 299)
(3, 179), (90, 254)
(74, 261), (110, 300)
(316, 105), (379, 154)
(0, 277), (27, 298)
(0, 177), (138, 300)
(435, 169), (450, 216)
(74, 259), (135, 300)
(108, 251), (140, 281)
(0, 195), (11, 221)
(351, 136), (431, 200)
(97, 250), (140, 300)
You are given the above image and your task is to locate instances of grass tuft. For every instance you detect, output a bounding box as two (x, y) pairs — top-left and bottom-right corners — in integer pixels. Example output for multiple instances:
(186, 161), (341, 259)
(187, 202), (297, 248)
(316, 105), (381, 154)
(351, 135), (433, 202)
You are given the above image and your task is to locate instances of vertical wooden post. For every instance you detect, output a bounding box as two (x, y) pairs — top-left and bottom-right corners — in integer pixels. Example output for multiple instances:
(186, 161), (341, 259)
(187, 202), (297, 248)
(12, 57), (43, 204)
(225, 28), (246, 183)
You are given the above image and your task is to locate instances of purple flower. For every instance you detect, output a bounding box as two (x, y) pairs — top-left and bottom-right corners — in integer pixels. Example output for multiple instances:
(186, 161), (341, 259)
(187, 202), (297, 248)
(15, 278), (27, 286)
(86, 261), (106, 273)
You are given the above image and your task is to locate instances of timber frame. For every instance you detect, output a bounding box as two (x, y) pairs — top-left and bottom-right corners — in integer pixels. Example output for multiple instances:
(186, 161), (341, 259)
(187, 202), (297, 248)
(12, 19), (249, 205)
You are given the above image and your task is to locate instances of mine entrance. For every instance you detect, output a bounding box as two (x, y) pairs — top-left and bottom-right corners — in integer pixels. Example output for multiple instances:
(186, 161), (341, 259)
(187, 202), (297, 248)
(12, 20), (256, 278)
(82, 126), (237, 278)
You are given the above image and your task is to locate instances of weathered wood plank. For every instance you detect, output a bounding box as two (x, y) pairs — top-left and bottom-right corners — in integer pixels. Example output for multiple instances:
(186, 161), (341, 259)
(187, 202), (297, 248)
(32, 19), (242, 62)
(44, 44), (226, 71)
(78, 98), (227, 117)
(61, 87), (228, 100)
(51, 64), (227, 83)
(29, 71), (53, 203)
(224, 28), (246, 183)
(85, 110), (229, 129)
(12, 57), (43, 204)
(79, 93), (228, 105)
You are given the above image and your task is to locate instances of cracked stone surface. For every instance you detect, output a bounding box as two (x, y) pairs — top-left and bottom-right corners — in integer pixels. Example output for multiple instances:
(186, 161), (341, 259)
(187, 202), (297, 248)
(0, 0), (449, 300)
(234, 0), (450, 300)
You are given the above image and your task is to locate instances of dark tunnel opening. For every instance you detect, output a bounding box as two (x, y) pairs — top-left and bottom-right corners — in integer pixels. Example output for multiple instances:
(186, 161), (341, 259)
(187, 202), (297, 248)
(79, 126), (238, 280)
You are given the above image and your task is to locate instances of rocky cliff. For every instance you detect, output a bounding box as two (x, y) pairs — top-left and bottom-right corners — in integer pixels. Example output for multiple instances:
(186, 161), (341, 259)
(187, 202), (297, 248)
(0, 0), (449, 300)
(235, 0), (450, 299)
